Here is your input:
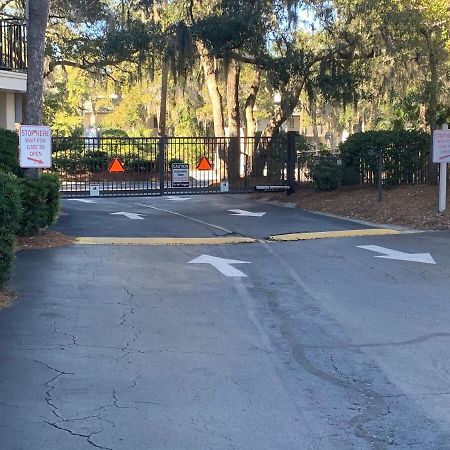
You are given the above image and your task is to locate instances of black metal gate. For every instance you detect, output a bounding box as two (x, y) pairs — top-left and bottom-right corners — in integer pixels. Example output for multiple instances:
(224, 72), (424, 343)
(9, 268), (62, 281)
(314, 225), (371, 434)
(51, 134), (295, 197)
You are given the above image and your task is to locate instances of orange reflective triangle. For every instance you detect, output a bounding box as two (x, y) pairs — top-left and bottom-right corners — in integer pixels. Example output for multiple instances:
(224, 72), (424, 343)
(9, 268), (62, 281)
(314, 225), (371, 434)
(108, 158), (125, 173)
(197, 156), (212, 170)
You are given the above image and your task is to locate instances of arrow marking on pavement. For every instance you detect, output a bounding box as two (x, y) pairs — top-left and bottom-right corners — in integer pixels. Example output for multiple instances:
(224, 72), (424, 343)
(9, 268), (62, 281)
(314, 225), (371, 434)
(228, 209), (266, 217)
(357, 245), (436, 264)
(166, 196), (191, 201)
(188, 255), (250, 277)
(110, 212), (145, 220)
(67, 199), (97, 203)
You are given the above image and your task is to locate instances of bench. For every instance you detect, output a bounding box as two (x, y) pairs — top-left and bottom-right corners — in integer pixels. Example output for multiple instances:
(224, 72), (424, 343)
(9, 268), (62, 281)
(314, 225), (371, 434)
(255, 185), (291, 192)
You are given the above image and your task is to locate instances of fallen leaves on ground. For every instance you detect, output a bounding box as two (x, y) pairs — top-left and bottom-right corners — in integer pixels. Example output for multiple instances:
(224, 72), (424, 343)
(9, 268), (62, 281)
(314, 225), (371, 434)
(15, 231), (75, 251)
(259, 184), (450, 230)
(0, 289), (16, 309)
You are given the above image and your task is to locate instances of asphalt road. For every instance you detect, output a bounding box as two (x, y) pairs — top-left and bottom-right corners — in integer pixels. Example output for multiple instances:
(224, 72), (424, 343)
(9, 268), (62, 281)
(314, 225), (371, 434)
(51, 194), (373, 238)
(1, 194), (450, 449)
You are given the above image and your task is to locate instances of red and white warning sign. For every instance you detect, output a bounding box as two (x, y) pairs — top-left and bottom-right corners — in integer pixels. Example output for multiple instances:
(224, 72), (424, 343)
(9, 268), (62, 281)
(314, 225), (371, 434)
(19, 125), (52, 168)
(433, 128), (450, 163)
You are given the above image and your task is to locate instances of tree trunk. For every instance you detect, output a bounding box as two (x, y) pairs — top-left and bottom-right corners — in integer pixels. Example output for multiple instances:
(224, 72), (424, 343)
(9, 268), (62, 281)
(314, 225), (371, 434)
(244, 69), (260, 142)
(196, 41), (226, 177)
(226, 59), (240, 182)
(23, 0), (50, 179)
(427, 40), (439, 184)
(158, 58), (169, 136)
(311, 101), (320, 149)
(197, 41), (224, 137)
(244, 69), (260, 176)
(252, 80), (304, 177)
(419, 104), (427, 131)
(226, 59), (240, 137)
(261, 81), (304, 139)
(24, 0), (50, 125)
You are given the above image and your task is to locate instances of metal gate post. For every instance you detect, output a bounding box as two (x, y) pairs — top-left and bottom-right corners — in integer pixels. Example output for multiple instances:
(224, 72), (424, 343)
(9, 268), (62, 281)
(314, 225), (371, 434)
(228, 136), (240, 185)
(287, 131), (297, 194)
(158, 136), (166, 195)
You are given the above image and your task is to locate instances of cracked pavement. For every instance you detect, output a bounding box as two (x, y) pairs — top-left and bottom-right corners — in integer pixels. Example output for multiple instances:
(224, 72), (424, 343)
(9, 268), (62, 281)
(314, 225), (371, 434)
(1, 195), (450, 449)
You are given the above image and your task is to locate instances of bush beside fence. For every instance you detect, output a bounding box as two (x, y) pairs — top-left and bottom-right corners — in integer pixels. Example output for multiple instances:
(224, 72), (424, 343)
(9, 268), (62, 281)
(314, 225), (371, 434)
(296, 130), (430, 190)
(306, 151), (342, 191)
(339, 130), (429, 186)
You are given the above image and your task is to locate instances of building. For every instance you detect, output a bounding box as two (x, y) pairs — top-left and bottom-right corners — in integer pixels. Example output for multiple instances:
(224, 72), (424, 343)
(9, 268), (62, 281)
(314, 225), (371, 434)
(0, 17), (27, 130)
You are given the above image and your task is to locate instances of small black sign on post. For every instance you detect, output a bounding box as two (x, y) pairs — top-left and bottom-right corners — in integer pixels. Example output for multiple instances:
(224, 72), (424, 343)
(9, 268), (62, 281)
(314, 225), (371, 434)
(172, 163), (190, 188)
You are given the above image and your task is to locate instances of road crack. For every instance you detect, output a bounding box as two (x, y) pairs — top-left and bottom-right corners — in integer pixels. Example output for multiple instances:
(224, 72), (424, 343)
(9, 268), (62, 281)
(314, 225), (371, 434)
(44, 420), (112, 449)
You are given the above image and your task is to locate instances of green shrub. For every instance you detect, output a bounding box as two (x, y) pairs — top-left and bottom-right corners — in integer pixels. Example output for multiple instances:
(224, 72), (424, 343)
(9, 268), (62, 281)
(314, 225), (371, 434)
(17, 178), (48, 236)
(40, 173), (60, 227)
(0, 129), (20, 175)
(17, 174), (60, 236)
(0, 172), (21, 287)
(339, 130), (429, 186)
(307, 152), (342, 191)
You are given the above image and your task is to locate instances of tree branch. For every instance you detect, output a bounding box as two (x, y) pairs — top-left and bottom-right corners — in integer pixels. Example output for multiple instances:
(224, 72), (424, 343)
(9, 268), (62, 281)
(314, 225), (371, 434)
(44, 58), (120, 78)
(0, 0), (15, 12)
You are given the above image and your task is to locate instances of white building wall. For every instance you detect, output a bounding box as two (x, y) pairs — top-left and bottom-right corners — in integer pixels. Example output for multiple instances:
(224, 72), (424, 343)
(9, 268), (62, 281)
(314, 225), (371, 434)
(0, 92), (23, 130)
(0, 71), (27, 93)
(0, 70), (27, 130)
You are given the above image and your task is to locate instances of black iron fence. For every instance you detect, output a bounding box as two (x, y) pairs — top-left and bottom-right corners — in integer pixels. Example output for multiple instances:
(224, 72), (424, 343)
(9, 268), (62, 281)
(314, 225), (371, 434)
(357, 154), (428, 186)
(0, 18), (27, 71)
(50, 133), (432, 196)
(51, 134), (294, 197)
(295, 149), (429, 186)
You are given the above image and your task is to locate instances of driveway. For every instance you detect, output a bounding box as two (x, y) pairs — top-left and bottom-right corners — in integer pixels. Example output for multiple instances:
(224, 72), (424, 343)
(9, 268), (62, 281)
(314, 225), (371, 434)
(1, 194), (450, 449)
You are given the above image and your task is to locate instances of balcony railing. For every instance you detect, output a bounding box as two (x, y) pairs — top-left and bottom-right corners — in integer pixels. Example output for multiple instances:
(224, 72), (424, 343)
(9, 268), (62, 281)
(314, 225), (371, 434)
(0, 19), (27, 72)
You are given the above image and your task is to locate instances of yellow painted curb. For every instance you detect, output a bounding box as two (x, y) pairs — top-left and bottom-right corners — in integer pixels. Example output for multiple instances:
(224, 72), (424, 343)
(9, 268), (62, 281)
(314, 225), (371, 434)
(76, 236), (256, 246)
(268, 228), (400, 242)
(76, 228), (401, 246)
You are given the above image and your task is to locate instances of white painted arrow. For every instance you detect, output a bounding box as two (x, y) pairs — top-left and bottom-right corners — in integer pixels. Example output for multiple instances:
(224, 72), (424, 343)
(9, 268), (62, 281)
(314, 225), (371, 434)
(357, 245), (436, 264)
(166, 196), (191, 201)
(110, 212), (145, 220)
(228, 209), (266, 217)
(67, 199), (96, 203)
(188, 255), (250, 277)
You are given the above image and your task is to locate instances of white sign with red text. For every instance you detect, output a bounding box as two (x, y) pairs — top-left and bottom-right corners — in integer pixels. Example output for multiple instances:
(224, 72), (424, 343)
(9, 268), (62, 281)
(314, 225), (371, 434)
(19, 125), (52, 168)
(433, 129), (450, 163)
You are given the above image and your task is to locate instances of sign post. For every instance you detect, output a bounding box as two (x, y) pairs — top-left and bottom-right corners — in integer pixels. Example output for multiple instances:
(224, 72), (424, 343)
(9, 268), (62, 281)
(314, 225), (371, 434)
(19, 125), (52, 170)
(433, 124), (450, 213)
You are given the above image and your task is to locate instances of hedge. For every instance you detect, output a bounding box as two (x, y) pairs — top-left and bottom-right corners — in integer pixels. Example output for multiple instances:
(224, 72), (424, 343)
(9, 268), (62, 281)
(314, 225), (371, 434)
(0, 172), (21, 287)
(0, 125), (62, 288)
(17, 174), (60, 236)
(0, 129), (20, 175)
(339, 130), (430, 186)
(0, 172), (60, 288)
